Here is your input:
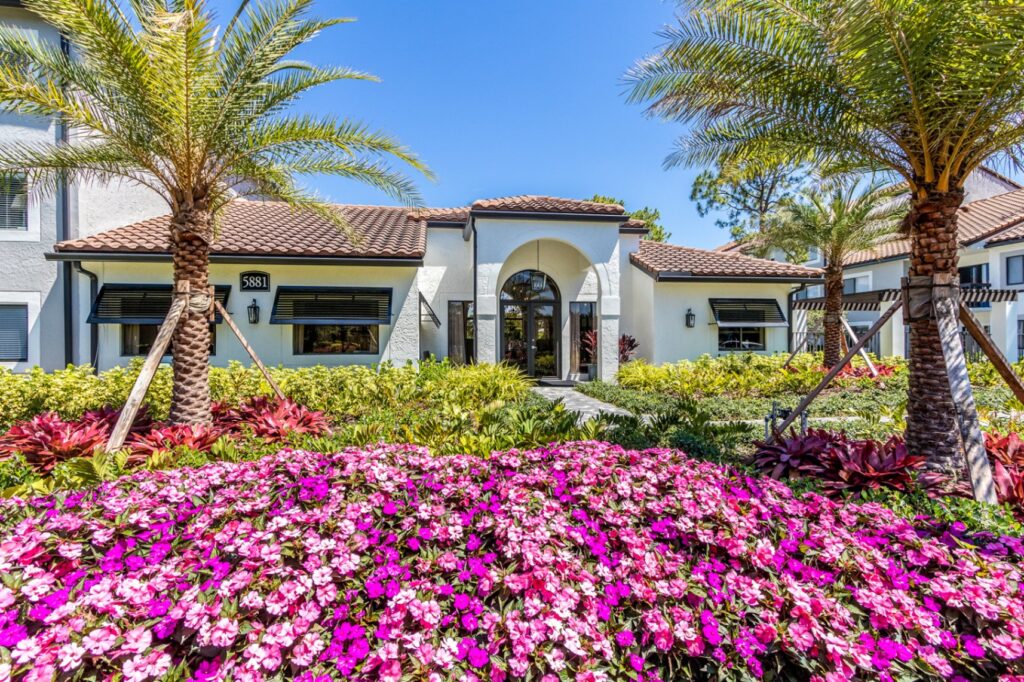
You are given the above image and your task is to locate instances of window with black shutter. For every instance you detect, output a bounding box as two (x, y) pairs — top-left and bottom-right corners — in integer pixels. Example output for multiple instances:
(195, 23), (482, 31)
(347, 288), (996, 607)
(0, 304), (28, 361)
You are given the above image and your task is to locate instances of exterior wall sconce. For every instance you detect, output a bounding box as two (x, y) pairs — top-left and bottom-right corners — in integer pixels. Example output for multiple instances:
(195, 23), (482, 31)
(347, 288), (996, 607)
(247, 299), (260, 325)
(685, 308), (696, 328)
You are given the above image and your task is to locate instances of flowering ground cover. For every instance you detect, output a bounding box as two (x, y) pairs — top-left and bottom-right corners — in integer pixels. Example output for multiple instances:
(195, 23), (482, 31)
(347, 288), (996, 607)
(1, 442), (1023, 681)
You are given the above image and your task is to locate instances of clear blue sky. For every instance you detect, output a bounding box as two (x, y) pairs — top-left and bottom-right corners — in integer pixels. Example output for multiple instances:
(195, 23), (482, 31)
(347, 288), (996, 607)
(223, 0), (734, 249)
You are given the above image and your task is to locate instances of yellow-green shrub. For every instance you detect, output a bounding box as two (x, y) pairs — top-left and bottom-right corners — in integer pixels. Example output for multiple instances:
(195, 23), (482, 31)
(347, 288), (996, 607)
(0, 359), (531, 429)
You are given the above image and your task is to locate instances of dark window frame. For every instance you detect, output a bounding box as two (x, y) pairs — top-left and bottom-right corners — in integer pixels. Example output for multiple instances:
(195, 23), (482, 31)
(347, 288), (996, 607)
(0, 303), (28, 362)
(0, 174), (27, 231)
(447, 300), (475, 364)
(120, 323), (217, 358)
(718, 327), (767, 352)
(292, 324), (380, 356)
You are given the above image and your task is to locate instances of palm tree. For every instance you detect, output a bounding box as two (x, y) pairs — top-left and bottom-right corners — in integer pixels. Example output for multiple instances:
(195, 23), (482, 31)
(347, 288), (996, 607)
(765, 180), (904, 368)
(627, 0), (1024, 470)
(0, 0), (429, 424)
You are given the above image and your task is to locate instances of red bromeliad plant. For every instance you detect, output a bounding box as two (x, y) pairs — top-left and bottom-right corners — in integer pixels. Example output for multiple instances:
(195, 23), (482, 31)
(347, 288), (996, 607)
(212, 397), (331, 442)
(0, 413), (109, 474)
(751, 428), (844, 480)
(127, 424), (225, 464)
(753, 429), (924, 497)
(829, 436), (924, 494)
(833, 364), (897, 381)
(985, 431), (1024, 467)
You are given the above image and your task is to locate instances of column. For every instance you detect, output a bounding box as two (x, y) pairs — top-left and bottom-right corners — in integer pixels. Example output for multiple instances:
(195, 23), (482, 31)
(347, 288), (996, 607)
(879, 301), (906, 358)
(989, 300), (1018, 362)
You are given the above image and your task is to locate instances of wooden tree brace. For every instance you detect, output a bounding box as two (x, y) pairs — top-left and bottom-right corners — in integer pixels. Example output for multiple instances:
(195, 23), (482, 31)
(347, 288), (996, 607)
(773, 299), (904, 437)
(215, 300), (285, 400)
(841, 317), (878, 377)
(933, 287), (997, 504)
(782, 334), (809, 369)
(959, 302), (1024, 406)
(106, 281), (189, 453)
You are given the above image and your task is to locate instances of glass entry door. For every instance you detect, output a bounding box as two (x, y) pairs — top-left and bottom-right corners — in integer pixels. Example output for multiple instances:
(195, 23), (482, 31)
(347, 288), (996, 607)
(500, 270), (561, 378)
(501, 301), (559, 378)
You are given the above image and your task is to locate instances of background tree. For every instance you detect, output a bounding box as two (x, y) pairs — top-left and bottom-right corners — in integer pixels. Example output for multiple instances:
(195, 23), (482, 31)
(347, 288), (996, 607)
(591, 194), (671, 242)
(627, 0), (1024, 471)
(0, 0), (428, 425)
(690, 159), (803, 245)
(765, 180), (904, 367)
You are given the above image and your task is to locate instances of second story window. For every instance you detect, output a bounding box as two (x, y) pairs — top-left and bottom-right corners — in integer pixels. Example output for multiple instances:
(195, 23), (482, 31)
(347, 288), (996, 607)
(843, 275), (870, 294)
(0, 174), (27, 231)
(1008, 256), (1024, 286)
(959, 263), (989, 288)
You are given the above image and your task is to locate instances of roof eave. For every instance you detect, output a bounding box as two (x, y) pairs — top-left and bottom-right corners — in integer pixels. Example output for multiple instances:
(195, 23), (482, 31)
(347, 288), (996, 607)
(47, 252), (424, 267)
(654, 272), (823, 284)
(470, 209), (627, 223)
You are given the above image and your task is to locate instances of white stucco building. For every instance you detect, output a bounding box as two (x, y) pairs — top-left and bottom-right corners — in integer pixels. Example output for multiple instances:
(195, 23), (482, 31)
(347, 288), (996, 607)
(25, 195), (821, 381)
(0, 2), (827, 381)
(717, 169), (1024, 362)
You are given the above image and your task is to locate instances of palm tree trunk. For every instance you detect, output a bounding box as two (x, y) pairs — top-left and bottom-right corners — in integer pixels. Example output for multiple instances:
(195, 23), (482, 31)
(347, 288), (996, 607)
(168, 201), (213, 425)
(822, 266), (844, 368)
(905, 188), (963, 470)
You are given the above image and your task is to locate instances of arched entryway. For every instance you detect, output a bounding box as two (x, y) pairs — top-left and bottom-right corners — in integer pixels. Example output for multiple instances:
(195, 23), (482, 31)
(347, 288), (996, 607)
(500, 270), (560, 377)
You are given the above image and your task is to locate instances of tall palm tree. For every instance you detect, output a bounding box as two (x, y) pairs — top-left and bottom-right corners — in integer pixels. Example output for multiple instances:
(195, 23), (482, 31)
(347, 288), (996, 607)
(0, 0), (429, 424)
(766, 180), (904, 368)
(627, 0), (1024, 470)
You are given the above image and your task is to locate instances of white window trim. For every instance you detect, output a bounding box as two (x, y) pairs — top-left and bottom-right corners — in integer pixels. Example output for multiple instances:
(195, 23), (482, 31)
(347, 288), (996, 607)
(0, 291), (40, 369)
(0, 184), (41, 242)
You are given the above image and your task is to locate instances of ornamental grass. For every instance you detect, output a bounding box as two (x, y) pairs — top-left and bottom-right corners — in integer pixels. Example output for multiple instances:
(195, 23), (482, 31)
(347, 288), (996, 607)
(0, 442), (1022, 681)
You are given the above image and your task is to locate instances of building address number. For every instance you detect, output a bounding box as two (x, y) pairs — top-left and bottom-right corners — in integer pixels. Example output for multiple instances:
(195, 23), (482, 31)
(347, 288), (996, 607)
(240, 271), (270, 292)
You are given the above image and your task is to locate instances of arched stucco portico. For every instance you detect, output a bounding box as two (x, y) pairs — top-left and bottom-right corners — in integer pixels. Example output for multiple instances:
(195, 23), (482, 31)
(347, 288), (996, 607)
(472, 219), (622, 381)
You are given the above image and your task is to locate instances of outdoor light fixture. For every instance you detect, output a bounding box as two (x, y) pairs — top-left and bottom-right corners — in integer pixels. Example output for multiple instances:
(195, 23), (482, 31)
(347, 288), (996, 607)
(530, 241), (547, 292)
(685, 308), (696, 328)
(247, 299), (260, 325)
(531, 271), (547, 292)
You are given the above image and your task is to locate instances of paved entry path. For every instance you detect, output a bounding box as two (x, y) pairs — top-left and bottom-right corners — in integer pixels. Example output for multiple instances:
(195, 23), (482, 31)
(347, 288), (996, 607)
(531, 386), (631, 421)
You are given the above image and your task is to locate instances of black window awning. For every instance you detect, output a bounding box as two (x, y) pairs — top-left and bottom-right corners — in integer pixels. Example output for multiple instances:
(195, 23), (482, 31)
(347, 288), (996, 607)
(709, 298), (788, 327)
(270, 287), (392, 325)
(88, 284), (231, 324)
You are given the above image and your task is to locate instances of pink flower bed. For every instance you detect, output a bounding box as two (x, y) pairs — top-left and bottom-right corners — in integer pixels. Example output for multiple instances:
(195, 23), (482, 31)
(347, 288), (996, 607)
(0, 442), (1023, 681)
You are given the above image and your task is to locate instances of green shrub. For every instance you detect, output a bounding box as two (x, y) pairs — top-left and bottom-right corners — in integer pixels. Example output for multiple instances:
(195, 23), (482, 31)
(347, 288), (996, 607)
(0, 359), (531, 430)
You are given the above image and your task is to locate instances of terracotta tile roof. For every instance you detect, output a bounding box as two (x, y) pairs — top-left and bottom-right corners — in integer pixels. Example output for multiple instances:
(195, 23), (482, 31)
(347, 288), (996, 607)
(471, 195), (626, 215)
(408, 206), (469, 223)
(620, 218), (649, 231)
(630, 240), (823, 280)
(55, 200), (426, 259)
(846, 188), (1024, 265)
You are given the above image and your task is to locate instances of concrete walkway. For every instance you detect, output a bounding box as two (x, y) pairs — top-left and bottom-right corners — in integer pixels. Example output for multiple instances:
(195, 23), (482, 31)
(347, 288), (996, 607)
(532, 386), (632, 421)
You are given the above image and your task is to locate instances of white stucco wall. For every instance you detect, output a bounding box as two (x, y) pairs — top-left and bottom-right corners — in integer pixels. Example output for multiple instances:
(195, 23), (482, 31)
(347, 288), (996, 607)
(0, 8), (66, 371)
(84, 262), (420, 371)
(472, 217), (622, 380)
(646, 279), (795, 364)
(418, 227), (474, 359)
(965, 170), (1021, 204)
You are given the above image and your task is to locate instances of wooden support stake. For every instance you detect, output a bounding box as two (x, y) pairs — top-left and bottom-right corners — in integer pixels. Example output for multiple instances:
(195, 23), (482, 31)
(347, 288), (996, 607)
(106, 282), (189, 452)
(782, 334), (809, 368)
(934, 291), (997, 504)
(959, 302), (1024, 406)
(841, 316), (878, 377)
(215, 300), (285, 400)
(774, 300), (903, 437)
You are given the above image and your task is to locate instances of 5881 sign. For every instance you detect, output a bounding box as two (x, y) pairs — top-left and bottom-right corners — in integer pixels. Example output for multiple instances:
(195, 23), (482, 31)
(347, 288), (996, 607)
(240, 271), (270, 292)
